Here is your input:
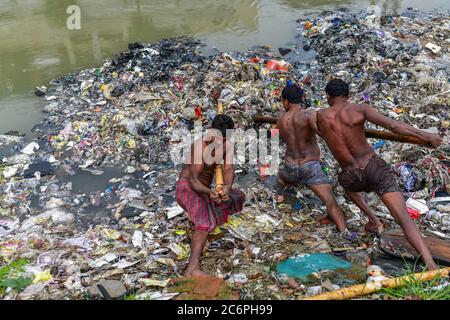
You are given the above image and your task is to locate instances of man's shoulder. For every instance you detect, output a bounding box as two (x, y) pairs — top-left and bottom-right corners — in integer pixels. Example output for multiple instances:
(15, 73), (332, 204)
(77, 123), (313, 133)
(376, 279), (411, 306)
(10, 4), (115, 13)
(317, 107), (332, 117)
(347, 102), (369, 111)
(297, 108), (315, 121)
(300, 107), (316, 114)
(277, 113), (288, 126)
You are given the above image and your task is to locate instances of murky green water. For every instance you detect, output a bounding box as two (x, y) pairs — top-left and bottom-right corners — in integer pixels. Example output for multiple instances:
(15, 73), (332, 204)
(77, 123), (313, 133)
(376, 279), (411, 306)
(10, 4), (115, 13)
(1, 0), (449, 135)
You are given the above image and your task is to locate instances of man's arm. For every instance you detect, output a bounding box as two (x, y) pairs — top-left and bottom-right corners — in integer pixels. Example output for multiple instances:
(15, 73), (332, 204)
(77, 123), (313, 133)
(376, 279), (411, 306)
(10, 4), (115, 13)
(307, 110), (319, 134)
(363, 104), (442, 147)
(218, 141), (235, 201)
(223, 141), (235, 188)
(276, 118), (285, 142)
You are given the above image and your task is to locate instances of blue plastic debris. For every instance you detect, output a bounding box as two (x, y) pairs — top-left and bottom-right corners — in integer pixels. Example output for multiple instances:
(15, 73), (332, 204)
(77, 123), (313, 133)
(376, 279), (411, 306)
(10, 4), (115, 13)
(276, 253), (352, 280)
(293, 200), (302, 210)
(372, 140), (386, 149)
(394, 163), (417, 192)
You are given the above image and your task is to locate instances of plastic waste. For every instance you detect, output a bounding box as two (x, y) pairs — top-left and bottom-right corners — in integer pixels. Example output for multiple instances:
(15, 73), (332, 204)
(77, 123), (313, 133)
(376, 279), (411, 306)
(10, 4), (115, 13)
(406, 198), (429, 215)
(21, 142), (39, 155)
(32, 270), (52, 284)
(132, 230), (143, 248)
(394, 163), (417, 192)
(425, 43), (442, 54)
(165, 205), (184, 219)
(276, 253), (352, 280)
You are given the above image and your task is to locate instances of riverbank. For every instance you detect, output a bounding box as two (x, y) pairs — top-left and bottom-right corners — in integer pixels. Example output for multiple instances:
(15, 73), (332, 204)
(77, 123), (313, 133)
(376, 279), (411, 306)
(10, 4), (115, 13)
(0, 10), (449, 300)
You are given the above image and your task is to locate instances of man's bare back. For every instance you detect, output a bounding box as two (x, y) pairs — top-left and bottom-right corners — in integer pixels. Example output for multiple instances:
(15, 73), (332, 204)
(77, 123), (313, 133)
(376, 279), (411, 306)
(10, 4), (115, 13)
(317, 101), (441, 171)
(275, 84), (350, 235)
(277, 107), (320, 165)
(318, 78), (442, 270)
(317, 102), (376, 170)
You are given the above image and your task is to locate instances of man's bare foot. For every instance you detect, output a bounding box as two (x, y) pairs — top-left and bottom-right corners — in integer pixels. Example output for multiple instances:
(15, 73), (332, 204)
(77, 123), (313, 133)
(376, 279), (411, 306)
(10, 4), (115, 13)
(426, 262), (438, 271)
(276, 195), (284, 203)
(365, 221), (385, 234)
(185, 268), (210, 277)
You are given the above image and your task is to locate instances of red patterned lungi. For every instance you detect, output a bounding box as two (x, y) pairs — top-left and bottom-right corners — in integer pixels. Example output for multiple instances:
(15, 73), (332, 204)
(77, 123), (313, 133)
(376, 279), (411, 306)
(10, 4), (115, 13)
(175, 179), (245, 232)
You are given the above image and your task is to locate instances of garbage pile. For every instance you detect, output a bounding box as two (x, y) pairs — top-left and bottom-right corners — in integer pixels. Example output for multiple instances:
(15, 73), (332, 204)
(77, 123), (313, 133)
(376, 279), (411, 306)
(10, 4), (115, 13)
(0, 10), (449, 300)
(297, 9), (450, 234)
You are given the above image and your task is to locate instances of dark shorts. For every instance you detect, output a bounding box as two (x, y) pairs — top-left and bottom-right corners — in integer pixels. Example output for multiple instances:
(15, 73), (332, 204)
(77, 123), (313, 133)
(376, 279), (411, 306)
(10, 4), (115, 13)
(338, 156), (402, 195)
(278, 160), (331, 194)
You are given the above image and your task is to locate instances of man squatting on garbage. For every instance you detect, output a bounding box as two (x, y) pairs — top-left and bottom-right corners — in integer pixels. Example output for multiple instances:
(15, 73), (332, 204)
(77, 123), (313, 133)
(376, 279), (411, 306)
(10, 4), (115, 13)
(276, 84), (382, 240)
(317, 78), (443, 270)
(176, 115), (245, 276)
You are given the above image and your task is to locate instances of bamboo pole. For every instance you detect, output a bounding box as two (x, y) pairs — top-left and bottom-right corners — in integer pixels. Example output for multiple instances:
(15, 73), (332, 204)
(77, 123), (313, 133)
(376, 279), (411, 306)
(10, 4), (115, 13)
(302, 267), (450, 300)
(364, 129), (430, 147)
(217, 101), (224, 114)
(216, 101), (224, 193)
(215, 165), (224, 192)
(253, 115), (277, 125)
(253, 115), (432, 147)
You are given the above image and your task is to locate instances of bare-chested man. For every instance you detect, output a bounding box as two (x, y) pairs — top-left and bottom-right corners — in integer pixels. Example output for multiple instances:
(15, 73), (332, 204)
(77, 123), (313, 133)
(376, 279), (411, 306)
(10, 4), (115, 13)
(317, 78), (442, 270)
(175, 115), (245, 276)
(276, 84), (367, 239)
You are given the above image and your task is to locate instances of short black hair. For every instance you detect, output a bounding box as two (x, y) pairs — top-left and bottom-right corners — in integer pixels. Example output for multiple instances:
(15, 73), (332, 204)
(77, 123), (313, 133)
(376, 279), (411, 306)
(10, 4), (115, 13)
(212, 114), (234, 137)
(325, 79), (349, 98)
(281, 84), (304, 104)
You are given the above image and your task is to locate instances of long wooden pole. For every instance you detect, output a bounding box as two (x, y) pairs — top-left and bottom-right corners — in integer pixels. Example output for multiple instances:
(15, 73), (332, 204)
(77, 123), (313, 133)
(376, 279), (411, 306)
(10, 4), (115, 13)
(364, 129), (430, 147)
(302, 267), (450, 300)
(253, 115), (278, 125)
(253, 115), (432, 147)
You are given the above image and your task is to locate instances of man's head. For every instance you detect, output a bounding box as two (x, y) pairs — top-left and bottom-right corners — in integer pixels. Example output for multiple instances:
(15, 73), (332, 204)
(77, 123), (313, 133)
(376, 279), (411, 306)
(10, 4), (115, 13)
(281, 84), (304, 111)
(211, 114), (234, 142)
(325, 78), (349, 106)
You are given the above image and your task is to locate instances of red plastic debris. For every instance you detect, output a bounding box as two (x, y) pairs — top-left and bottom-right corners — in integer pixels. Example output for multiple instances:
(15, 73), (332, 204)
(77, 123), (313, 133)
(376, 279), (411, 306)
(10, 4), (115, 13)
(194, 106), (203, 119)
(248, 57), (261, 64)
(265, 60), (289, 72)
(407, 207), (421, 220)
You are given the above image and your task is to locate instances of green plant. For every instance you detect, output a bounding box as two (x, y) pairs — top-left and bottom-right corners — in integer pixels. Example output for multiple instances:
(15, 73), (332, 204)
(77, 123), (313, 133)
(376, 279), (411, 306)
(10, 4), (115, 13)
(123, 292), (136, 300)
(380, 261), (450, 300)
(0, 259), (33, 296)
(381, 275), (450, 300)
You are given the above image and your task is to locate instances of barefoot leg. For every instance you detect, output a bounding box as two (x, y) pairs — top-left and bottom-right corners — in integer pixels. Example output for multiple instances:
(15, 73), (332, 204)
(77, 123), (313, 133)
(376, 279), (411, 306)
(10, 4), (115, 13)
(379, 191), (437, 270)
(276, 177), (287, 203)
(186, 230), (210, 276)
(309, 184), (346, 233)
(346, 191), (383, 232)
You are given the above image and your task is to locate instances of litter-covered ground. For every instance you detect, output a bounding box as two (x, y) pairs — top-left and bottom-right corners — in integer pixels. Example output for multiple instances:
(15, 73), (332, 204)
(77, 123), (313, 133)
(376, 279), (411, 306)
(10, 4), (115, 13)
(0, 9), (449, 300)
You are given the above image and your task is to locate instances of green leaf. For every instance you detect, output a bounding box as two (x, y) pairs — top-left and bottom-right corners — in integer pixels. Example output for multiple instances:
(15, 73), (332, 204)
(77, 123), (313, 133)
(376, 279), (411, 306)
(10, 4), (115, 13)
(0, 276), (32, 291)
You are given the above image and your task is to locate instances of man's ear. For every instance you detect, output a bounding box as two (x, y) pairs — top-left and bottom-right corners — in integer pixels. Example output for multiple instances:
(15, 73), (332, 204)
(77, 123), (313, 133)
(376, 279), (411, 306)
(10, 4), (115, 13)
(326, 94), (333, 106)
